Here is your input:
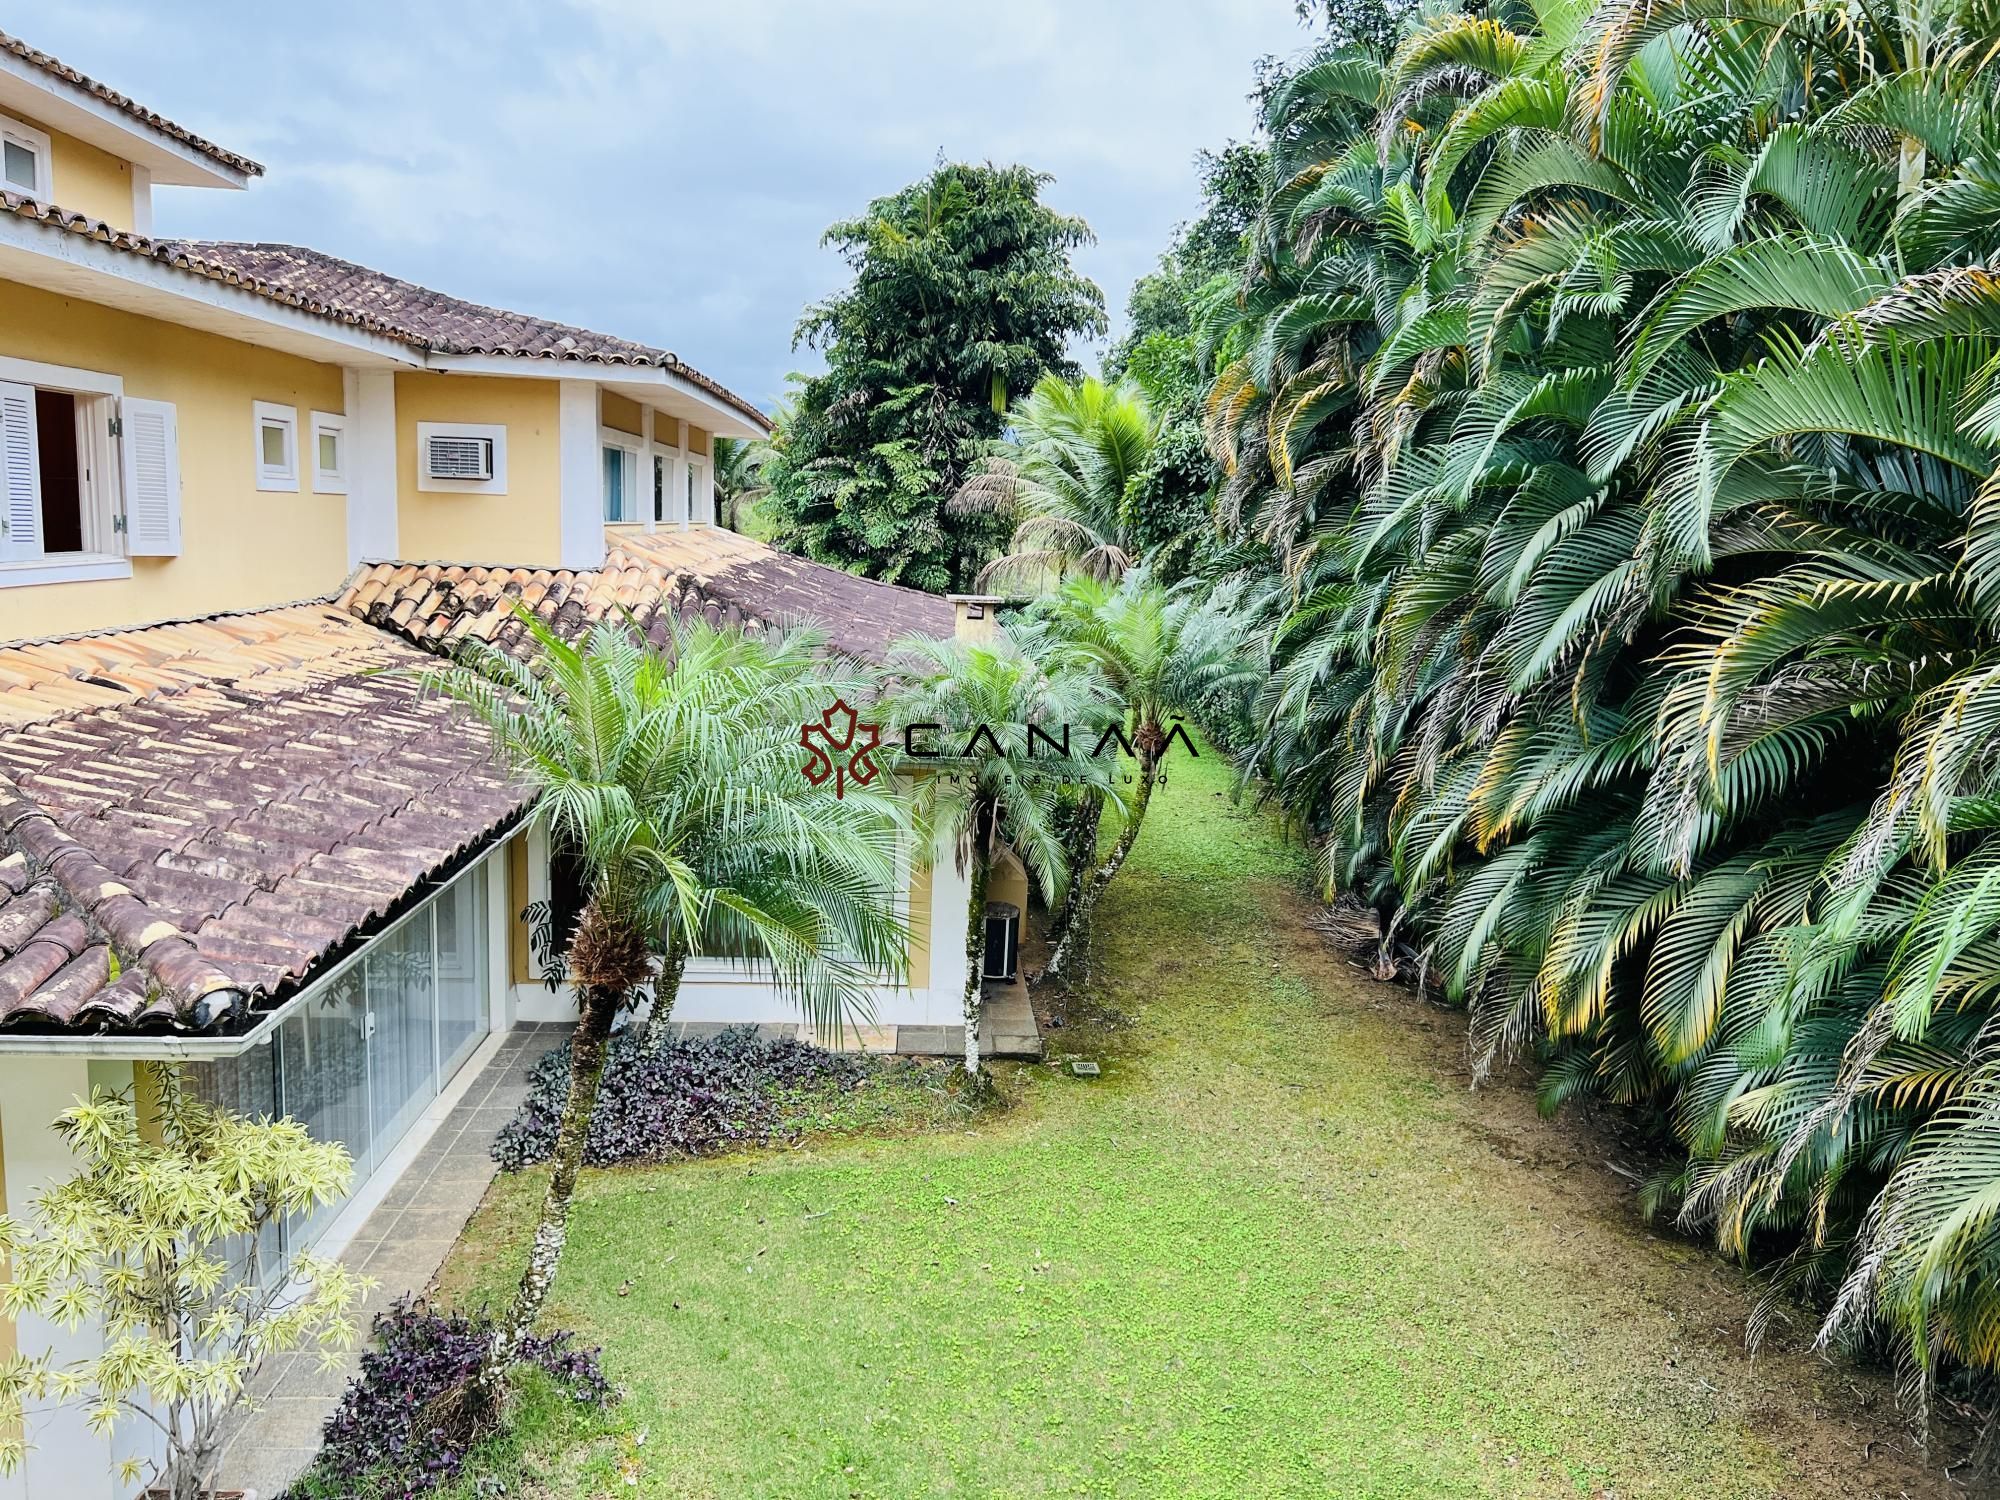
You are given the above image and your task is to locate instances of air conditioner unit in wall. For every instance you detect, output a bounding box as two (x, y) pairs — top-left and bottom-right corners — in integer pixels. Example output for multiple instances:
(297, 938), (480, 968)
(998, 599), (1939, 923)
(423, 432), (495, 482)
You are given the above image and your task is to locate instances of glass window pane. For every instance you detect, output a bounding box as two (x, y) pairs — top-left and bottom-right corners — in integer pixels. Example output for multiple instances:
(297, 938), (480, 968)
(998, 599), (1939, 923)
(653, 454), (667, 522)
(603, 446), (627, 521)
(318, 430), (340, 473)
(279, 969), (372, 1248)
(261, 421), (288, 469)
(184, 1047), (288, 1284)
(366, 910), (438, 1152)
(436, 865), (490, 1080)
(3, 140), (35, 190)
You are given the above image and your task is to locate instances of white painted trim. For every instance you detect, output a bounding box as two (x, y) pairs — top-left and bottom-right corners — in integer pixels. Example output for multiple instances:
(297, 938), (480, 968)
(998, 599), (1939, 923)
(0, 48), (253, 189)
(558, 380), (604, 568)
(344, 368), (398, 565)
(0, 352), (122, 397)
(0, 552), (130, 587)
(423, 354), (769, 439)
(0, 111), (52, 201)
(0, 215), (420, 370)
(128, 164), (152, 235)
(252, 400), (298, 492)
(309, 408), (347, 494)
(598, 424), (642, 524)
(416, 420), (507, 493)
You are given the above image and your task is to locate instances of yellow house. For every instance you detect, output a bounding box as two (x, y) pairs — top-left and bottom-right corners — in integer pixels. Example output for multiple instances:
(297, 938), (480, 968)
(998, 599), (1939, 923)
(0, 29), (1036, 1500)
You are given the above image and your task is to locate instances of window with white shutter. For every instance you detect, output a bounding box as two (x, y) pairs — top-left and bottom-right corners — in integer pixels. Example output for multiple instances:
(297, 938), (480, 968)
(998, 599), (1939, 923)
(120, 398), (182, 557)
(0, 381), (43, 562)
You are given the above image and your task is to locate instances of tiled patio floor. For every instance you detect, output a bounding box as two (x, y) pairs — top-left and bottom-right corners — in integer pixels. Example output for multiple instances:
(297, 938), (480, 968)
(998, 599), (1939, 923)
(217, 1023), (567, 1497)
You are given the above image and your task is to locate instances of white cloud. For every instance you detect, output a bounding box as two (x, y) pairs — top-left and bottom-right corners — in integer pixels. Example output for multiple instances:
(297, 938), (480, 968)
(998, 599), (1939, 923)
(29, 0), (1312, 407)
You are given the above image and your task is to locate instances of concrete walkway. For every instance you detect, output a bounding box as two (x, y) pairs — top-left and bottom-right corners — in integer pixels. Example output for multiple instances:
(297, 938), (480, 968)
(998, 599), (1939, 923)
(218, 1024), (564, 1497)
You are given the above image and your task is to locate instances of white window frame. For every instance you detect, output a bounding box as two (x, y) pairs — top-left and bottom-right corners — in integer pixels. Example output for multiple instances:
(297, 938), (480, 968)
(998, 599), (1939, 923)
(686, 454), (711, 526)
(309, 410), (347, 494)
(0, 114), (52, 201)
(0, 354), (133, 586)
(600, 427), (642, 524)
(416, 421), (508, 494)
(253, 401), (299, 493)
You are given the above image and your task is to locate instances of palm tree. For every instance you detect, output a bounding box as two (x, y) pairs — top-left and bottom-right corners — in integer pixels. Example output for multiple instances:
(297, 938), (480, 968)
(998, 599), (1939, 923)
(713, 436), (772, 535)
(1033, 569), (1262, 984)
(1198, 0), (2000, 1414)
(954, 375), (1160, 590)
(430, 609), (908, 1396)
(883, 635), (1118, 1074)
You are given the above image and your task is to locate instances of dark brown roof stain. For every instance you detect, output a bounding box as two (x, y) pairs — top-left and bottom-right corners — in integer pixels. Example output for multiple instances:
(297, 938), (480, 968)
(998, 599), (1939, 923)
(0, 30), (263, 176)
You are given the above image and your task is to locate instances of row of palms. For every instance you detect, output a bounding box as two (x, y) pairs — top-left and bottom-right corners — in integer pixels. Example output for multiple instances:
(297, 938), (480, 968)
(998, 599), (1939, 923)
(1189, 0), (2000, 1414)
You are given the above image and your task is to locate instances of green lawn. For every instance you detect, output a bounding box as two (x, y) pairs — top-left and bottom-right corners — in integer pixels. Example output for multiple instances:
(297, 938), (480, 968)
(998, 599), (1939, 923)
(436, 748), (1944, 1498)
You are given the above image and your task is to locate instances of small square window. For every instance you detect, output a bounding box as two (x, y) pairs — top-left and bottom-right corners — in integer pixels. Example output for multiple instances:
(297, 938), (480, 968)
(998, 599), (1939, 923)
(0, 116), (51, 201)
(310, 410), (347, 494)
(253, 401), (299, 492)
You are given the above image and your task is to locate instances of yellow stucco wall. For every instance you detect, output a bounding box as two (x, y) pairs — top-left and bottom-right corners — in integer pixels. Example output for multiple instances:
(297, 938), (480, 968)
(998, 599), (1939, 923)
(395, 373), (561, 565)
(687, 423), (711, 458)
(0, 280), (350, 642)
(48, 123), (136, 229)
(601, 391), (643, 437)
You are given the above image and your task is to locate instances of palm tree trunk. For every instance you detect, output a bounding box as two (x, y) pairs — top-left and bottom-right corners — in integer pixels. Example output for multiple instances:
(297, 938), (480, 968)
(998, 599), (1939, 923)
(962, 853), (992, 1076)
(1042, 745), (1158, 987)
(477, 979), (621, 1402)
(635, 943), (688, 1053)
(1044, 787), (1105, 949)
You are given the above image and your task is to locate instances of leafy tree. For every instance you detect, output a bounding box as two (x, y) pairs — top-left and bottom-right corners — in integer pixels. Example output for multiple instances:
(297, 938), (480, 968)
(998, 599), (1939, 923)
(761, 163), (1107, 592)
(431, 610), (907, 1397)
(0, 1067), (363, 1499)
(883, 635), (1117, 1073)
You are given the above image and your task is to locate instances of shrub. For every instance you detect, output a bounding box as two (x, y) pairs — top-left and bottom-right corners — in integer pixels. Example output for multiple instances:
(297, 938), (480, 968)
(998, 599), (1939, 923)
(287, 1298), (612, 1500)
(493, 1026), (870, 1170)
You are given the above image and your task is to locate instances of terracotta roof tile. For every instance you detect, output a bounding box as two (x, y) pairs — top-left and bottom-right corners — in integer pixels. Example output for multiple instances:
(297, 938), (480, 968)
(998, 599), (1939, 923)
(0, 30), (262, 177)
(339, 529), (956, 666)
(0, 605), (530, 1036)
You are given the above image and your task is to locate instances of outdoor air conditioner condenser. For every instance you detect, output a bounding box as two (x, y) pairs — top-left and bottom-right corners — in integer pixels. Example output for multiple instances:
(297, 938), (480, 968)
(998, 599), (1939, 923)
(982, 901), (1020, 982)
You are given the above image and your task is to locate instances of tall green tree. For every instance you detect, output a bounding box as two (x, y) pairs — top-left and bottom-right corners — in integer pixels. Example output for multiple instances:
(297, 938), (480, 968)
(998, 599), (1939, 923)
(884, 635), (1116, 1073)
(1031, 569), (1261, 983)
(1195, 0), (2000, 1416)
(432, 611), (907, 1396)
(954, 375), (1162, 589)
(761, 162), (1107, 592)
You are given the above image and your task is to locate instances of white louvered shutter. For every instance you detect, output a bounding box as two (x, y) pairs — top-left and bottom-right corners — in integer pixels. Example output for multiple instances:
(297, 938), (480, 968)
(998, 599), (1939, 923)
(120, 398), (181, 557)
(0, 382), (42, 561)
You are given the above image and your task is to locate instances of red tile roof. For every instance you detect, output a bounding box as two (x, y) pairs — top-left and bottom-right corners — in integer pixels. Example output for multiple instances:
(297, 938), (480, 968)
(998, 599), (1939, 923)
(340, 529), (957, 665)
(0, 605), (526, 1033)
(0, 29), (263, 177)
(170, 243), (772, 431)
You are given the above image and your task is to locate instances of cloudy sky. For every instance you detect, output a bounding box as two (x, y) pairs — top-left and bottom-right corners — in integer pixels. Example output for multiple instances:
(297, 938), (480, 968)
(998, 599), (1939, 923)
(34, 1), (1309, 412)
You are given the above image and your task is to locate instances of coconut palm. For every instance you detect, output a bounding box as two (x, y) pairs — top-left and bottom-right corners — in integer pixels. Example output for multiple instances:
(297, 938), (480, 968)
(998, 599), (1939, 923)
(430, 609), (908, 1395)
(1032, 568), (1263, 984)
(883, 634), (1119, 1073)
(954, 375), (1160, 590)
(713, 436), (772, 535)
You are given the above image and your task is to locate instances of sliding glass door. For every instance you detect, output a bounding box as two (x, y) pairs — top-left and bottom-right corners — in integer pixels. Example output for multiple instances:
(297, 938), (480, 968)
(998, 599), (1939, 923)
(187, 859), (495, 1262)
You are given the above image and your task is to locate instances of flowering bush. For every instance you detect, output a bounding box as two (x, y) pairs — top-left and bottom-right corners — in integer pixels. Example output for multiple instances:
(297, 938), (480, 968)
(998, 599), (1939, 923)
(286, 1299), (612, 1500)
(493, 1026), (868, 1171)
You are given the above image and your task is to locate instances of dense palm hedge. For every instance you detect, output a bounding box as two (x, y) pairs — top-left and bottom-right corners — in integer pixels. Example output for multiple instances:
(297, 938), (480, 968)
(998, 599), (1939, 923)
(1204, 0), (2000, 1415)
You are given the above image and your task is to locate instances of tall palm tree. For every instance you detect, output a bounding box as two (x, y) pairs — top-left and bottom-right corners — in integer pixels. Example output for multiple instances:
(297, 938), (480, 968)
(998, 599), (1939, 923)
(430, 609), (908, 1395)
(1199, 0), (2000, 1414)
(713, 436), (772, 535)
(954, 375), (1161, 590)
(1032, 569), (1262, 984)
(883, 635), (1118, 1073)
